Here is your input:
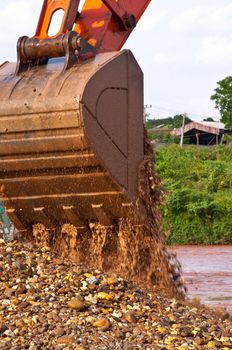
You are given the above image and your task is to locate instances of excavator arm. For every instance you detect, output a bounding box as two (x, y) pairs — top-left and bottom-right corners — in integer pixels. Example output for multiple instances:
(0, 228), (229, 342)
(75, 0), (151, 51)
(17, 0), (151, 72)
(36, 0), (151, 46)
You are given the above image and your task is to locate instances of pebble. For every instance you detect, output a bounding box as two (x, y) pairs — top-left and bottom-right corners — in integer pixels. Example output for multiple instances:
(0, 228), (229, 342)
(67, 298), (88, 311)
(56, 335), (75, 345)
(124, 311), (137, 324)
(93, 317), (111, 331)
(0, 241), (231, 349)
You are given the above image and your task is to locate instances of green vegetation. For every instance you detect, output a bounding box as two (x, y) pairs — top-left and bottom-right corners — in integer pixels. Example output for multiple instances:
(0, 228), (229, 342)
(146, 114), (192, 130)
(156, 145), (232, 245)
(146, 114), (191, 144)
(147, 129), (180, 144)
(211, 76), (232, 129)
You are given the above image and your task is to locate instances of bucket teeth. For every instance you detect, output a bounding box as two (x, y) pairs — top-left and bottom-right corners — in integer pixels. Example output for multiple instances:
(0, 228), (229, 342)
(91, 203), (113, 226)
(63, 205), (85, 228)
(6, 208), (27, 231)
(121, 202), (133, 217)
(33, 207), (53, 229)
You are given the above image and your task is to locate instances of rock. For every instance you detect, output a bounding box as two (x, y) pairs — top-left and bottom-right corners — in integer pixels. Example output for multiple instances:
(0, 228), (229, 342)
(47, 311), (59, 320)
(86, 276), (98, 284)
(56, 335), (75, 345)
(53, 326), (65, 337)
(28, 345), (38, 350)
(93, 317), (111, 331)
(0, 324), (8, 334)
(88, 283), (97, 291)
(97, 292), (114, 301)
(16, 282), (27, 295)
(4, 287), (14, 298)
(14, 259), (28, 272)
(17, 301), (29, 310)
(54, 346), (64, 350)
(67, 298), (89, 311)
(178, 344), (189, 350)
(86, 316), (95, 324)
(124, 311), (137, 324)
(15, 320), (25, 328)
(106, 277), (118, 286)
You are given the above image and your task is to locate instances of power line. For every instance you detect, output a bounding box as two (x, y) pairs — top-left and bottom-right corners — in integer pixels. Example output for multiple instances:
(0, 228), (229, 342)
(146, 104), (219, 120)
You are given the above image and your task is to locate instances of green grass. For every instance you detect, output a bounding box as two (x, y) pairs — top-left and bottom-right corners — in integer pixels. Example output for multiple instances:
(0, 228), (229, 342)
(156, 145), (232, 245)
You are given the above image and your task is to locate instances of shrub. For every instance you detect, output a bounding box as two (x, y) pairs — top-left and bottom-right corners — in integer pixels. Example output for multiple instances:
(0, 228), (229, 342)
(156, 145), (232, 244)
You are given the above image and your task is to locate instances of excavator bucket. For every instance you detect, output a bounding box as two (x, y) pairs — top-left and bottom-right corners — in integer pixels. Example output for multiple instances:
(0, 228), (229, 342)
(0, 50), (144, 232)
(0, 1), (187, 298)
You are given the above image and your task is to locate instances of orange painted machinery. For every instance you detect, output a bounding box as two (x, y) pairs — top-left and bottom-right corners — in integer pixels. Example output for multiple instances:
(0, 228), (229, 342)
(0, 0), (151, 232)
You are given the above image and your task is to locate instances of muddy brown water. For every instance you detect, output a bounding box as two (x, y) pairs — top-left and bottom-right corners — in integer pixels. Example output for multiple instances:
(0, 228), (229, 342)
(171, 245), (232, 314)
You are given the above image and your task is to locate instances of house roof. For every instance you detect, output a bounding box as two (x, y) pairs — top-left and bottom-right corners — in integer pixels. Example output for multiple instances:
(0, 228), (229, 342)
(199, 121), (225, 129)
(171, 121), (225, 136)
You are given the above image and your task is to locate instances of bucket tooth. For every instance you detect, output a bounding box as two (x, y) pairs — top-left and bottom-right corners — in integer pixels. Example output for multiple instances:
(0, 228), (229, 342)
(91, 203), (113, 226)
(33, 207), (54, 229)
(14, 204), (35, 227)
(6, 208), (27, 231)
(121, 202), (133, 217)
(63, 205), (85, 228)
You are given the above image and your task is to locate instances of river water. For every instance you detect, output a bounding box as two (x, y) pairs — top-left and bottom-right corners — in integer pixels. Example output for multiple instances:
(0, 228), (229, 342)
(170, 245), (232, 314)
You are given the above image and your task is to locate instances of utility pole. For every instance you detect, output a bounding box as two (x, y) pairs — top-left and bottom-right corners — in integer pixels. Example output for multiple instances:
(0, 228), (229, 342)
(143, 105), (152, 125)
(144, 104), (152, 123)
(180, 113), (186, 147)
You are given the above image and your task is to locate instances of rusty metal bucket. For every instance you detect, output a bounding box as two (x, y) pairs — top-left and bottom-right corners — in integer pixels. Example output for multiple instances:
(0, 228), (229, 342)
(0, 50), (144, 231)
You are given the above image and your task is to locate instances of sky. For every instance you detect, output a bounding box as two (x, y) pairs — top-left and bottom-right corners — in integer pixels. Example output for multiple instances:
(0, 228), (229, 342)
(1, 1), (232, 121)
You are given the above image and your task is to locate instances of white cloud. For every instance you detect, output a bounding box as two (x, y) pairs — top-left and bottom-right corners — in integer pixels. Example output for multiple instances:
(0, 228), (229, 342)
(0, 1), (39, 61)
(153, 53), (179, 65)
(138, 10), (167, 32)
(0, 2), (34, 37)
(196, 36), (232, 65)
(170, 7), (203, 33)
(169, 3), (232, 34)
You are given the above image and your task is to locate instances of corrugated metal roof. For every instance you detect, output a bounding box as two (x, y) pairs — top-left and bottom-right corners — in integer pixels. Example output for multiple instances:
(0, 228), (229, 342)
(171, 121), (225, 136)
(199, 121), (225, 129)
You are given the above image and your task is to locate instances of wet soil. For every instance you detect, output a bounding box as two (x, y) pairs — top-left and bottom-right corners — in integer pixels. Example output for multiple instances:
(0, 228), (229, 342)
(171, 245), (232, 314)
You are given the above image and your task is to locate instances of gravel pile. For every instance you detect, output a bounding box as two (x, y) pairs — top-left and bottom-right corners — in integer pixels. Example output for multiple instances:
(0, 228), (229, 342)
(0, 240), (231, 350)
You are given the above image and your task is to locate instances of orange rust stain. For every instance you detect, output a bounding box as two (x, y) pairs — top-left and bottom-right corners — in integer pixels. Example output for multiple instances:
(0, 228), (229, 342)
(92, 20), (105, 28)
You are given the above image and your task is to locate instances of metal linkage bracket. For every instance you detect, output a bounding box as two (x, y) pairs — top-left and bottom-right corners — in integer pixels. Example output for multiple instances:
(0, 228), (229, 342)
(15, 0), (97, 75)
(15, 31), (96, 75)
(102, 0), (136, 31)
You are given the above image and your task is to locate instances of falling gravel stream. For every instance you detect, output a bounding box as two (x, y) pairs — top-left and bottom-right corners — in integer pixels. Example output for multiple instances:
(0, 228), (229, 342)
(171, 245), (232, 314)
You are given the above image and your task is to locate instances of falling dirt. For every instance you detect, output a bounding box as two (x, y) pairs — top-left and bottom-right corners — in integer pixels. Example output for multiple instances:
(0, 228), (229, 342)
(32, 138), (186, 299)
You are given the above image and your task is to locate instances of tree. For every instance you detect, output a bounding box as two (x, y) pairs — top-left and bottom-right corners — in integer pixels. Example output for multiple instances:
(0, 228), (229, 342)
(172, 114), (191, 128)
(203, 117), (215, 122)
(211, 76), (232, 129)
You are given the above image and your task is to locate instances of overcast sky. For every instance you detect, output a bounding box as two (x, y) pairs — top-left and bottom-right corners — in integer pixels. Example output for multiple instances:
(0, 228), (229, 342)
(1, 1), (232, 121)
